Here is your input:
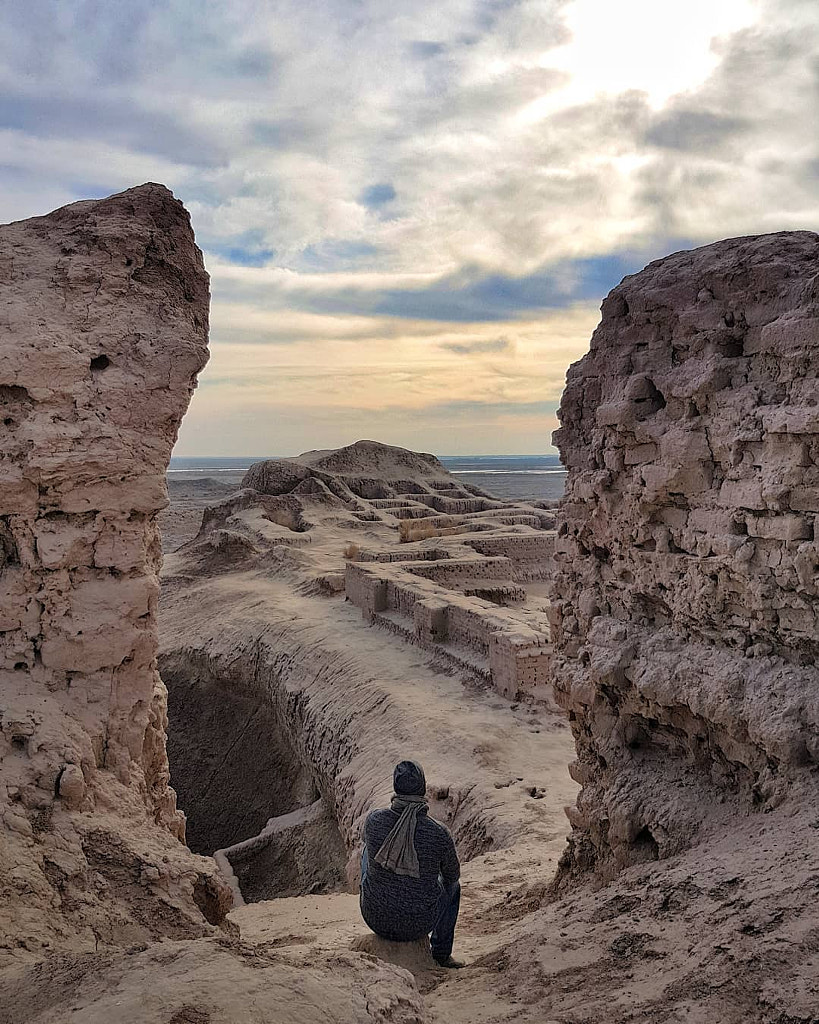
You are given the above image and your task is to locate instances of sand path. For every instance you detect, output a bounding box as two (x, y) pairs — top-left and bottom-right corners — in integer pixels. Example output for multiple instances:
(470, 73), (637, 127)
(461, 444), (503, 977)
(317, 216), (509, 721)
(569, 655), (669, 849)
(161, 558), (577, 989)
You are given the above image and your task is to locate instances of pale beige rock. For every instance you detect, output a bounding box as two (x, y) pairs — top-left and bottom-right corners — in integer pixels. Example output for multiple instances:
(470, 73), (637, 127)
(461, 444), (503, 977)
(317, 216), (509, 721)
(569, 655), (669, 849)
(0, 184), (230, 962)
(552, 230), (819, 878)
(0, 936), (428, 1024)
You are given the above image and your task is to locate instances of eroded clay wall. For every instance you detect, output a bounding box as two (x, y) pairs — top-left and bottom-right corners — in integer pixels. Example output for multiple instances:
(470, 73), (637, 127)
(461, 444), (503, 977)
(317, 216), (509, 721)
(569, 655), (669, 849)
(0, 185), (230, 957)
(552, 231), (819, 879)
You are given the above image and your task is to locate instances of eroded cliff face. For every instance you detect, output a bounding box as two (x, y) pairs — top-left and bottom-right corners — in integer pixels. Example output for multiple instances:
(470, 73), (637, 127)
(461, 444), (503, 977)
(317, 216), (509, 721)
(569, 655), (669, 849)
(552, 231), (819, 879)
(0, 184), (230, 959)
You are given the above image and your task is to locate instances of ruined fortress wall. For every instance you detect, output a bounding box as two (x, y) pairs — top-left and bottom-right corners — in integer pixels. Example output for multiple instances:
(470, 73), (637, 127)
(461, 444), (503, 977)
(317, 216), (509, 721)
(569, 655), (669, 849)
(552, 231), (819, 879)
(467, 534), (556, 579)
(0, 185), (230, 957)
(346, 560), (552, 700)
(468, 533), (556, 563)
(405, 556), (513, 584)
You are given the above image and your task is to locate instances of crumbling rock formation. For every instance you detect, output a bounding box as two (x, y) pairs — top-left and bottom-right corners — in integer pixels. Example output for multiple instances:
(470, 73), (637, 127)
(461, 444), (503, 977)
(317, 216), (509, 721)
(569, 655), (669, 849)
(243, 439), (491, 500)
(0, 184), (230, 959)
(552, 231), (819, 878)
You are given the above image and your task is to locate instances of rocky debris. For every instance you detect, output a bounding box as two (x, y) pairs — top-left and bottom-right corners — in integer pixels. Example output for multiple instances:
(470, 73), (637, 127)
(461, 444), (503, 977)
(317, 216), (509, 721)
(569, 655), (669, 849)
(428, 799), (819, 1024)
(0, 184), (230, 961)
(552, 231), (819, 878)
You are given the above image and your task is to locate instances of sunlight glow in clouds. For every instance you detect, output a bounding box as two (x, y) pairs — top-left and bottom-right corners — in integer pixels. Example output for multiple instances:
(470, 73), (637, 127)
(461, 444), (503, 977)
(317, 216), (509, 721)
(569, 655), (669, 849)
(1, 0), (817, 454)
(543, 0), (759, 108)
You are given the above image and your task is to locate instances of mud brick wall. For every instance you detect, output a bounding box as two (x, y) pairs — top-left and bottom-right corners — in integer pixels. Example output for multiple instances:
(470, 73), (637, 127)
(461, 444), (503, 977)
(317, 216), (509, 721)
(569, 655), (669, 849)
(345, 562), (552, 695)
(489, 633), (552, 699)
(552, 231), (819, 880)
(405, 556), (513, 585)
(357, 547), (451, 563)
(344, 563), (389, 617)
(0, 185), (231, 954)
(414, 495), (499, 514)
(467, 533), (556, 578)
(413, 599), (449, 642)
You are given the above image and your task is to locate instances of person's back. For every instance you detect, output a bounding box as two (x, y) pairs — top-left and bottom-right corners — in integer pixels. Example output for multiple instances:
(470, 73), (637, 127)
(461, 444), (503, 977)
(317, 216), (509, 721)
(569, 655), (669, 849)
(358, 760), (463, 968)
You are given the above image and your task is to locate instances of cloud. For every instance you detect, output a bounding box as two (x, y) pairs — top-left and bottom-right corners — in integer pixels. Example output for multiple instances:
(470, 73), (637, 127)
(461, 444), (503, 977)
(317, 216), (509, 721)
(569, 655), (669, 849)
(644, 110), (748, 152)
(0, 92), (228, 168)
(4, 0), (813, 273)
(205, 241), (695, 322)
(2, 0), (818, 455)
(440, 337), (511, 354)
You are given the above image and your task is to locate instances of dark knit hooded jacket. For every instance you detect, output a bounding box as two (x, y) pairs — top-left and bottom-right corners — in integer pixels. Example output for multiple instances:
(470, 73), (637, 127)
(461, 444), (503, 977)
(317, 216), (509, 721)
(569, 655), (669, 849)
(360, 806), (460, 941)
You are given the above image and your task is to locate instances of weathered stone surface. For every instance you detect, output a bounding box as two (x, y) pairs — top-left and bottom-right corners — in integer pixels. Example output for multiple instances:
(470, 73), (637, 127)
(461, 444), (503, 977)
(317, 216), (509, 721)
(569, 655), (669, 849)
(0, 184), (230, 961)
(0, 936), (429, 1024)
(552, 231), (819, 879)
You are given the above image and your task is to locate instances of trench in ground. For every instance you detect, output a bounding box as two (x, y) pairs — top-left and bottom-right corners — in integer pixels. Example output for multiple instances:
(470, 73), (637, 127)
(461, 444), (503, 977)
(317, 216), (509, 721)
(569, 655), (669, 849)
(162, 664), (348, 903)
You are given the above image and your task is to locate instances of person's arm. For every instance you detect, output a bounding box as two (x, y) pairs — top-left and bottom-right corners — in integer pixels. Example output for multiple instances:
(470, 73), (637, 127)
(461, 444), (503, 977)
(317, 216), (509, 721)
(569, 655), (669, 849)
(362, 810), (376, 851)
(440, 828), (460, 887)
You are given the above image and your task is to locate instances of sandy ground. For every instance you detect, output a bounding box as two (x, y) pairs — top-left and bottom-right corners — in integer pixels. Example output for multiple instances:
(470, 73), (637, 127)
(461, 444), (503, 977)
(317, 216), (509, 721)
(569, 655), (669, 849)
(159, 472), (245, 551)
(151, 471), (819, 1024)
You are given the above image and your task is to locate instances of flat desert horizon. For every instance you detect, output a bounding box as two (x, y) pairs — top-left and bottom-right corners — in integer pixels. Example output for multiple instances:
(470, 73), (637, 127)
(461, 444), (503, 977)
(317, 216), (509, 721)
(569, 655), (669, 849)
(168, 452), (568, 503)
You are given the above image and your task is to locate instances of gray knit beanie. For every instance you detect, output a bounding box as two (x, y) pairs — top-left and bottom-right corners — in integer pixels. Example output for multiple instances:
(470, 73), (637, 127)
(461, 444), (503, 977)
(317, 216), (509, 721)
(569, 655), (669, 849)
(393, 760), (426, 796)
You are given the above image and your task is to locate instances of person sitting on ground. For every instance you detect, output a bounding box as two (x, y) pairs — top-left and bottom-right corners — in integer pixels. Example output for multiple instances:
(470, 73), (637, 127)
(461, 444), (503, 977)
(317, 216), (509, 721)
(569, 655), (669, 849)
(359, 759), (463, 968)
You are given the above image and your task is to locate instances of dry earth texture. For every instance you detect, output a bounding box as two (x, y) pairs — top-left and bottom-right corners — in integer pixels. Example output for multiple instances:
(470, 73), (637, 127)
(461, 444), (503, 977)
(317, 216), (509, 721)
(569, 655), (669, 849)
(0, 188), (817, 1024)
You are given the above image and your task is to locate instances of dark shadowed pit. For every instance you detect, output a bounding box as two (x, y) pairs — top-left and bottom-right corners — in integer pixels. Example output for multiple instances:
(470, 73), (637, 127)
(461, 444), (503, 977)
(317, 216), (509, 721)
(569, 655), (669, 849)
(162, 660), (348, 902)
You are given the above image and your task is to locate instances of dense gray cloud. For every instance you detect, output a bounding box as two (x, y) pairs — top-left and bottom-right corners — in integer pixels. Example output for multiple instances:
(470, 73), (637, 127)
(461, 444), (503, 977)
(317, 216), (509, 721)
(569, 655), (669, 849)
(2, 0), (816, 271)
(644, 110), (748, 152)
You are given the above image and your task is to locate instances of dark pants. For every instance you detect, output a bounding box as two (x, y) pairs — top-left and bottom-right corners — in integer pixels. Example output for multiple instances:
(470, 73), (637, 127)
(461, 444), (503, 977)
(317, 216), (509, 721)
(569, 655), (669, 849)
(360, 848), (460, 960)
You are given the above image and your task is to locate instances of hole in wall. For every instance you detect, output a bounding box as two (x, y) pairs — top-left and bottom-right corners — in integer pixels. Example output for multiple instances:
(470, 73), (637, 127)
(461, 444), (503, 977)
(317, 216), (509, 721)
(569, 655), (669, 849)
(262, 508), (309, 533)
(632, 826), (659, 862)
(193, 873), (226, 925)
(90, 354), (111, 372)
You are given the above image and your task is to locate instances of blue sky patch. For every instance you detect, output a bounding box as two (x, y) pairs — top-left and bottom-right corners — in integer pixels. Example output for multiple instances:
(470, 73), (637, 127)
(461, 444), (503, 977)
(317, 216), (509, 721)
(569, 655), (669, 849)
(360, 183), (397, 208)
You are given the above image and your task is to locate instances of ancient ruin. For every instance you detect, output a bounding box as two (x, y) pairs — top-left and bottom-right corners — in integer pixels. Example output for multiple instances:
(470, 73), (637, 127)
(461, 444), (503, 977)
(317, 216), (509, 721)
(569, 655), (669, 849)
(159, 439), (570, 899)
(2, 187), (818, 1023)
(0, 183), (232, 954)
(552, 231), (819, 879)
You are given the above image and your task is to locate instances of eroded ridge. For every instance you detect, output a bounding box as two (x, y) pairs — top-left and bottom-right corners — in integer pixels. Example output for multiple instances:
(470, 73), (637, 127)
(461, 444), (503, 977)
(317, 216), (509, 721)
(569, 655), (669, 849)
(0, 184), (230, 958)
(552, 231), (819, 878)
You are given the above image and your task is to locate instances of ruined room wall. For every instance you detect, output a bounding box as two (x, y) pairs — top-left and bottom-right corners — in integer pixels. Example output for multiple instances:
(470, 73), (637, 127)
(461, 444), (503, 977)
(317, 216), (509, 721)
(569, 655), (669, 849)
(552, 231), (819, 879)
(0, 184), (231, 959)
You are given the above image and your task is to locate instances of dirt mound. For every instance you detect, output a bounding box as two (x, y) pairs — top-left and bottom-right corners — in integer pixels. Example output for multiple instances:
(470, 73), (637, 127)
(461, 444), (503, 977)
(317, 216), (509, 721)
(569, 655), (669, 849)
(300, 440), (446, 479)
(242, 440), (473, 501)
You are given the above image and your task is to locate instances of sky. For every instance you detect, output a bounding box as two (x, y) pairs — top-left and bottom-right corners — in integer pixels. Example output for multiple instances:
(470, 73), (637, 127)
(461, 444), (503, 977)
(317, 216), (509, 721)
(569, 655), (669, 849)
(2, 0), (818, 456)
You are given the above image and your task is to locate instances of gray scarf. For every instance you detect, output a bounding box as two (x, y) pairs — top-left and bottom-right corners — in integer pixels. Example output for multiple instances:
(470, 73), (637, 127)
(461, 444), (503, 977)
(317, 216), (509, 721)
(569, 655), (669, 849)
(373, 794), (428, 878)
